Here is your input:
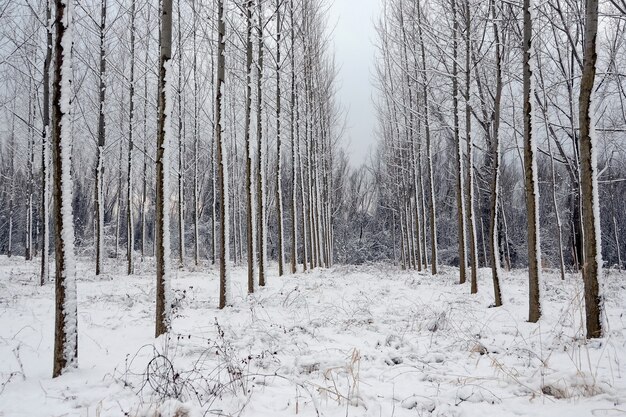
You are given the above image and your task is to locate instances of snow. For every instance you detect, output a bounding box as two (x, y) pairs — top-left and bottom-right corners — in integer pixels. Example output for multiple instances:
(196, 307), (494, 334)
(1, 257), (625, 417)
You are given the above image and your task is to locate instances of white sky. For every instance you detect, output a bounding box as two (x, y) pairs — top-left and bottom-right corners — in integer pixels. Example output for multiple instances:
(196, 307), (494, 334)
(328, 0), (381, 167)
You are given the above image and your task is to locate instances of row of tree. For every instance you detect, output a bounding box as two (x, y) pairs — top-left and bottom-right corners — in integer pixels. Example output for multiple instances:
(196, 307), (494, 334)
(0, 0), (342, 376)
(1, 0), (623, 377)
(373, 0), (624, 339)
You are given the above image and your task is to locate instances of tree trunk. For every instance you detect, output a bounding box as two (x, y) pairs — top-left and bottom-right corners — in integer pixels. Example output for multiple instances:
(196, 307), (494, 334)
(244, 0), (256, 292)
(289, 0), (298, 274)
(523, 0), (541, 323)
(126, 0), (137, 275)
(95, 0), (107, 275)
(257, 0), (267, 286)
(192, 0), (199, 266)
(416, 0), (438, 274)
(52, 0), (77, 378)
(489, 0), (503, 307)
(177, 0), (185, 268)
(216, 0), (229, 309)
(453, 0), (467, 284)
(275, 0), (285, 276)
(579, 0), (603, 339)
(155, 0), (173, 337)
(464, 0), (478, 293)
(40, 0), (52, 285)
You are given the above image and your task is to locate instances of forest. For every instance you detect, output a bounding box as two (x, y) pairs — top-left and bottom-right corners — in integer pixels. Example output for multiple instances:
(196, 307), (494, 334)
(0, 0), (625, 415)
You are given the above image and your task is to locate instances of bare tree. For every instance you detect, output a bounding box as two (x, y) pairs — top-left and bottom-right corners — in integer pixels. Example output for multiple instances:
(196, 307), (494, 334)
(523, 0), (541, 322)
(94, 0), (107, 276)
(579, 0), (603, 339)
(155, 0), (173, 337)
(52, 0), (77, 378)
(216, 0), (229, 309)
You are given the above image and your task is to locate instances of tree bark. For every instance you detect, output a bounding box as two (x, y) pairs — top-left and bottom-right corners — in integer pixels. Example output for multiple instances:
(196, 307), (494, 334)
(216, 0), (229, 309)
(579, 0), (603, 339)
(95, 0), (107, 275)
(52, 0), (77, 378)
(523, 0), (541, 322)
(155, 0), (173, 337)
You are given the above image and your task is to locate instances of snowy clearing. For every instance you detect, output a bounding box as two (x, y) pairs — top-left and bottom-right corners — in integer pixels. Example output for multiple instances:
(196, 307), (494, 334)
(1, 256), (625, 417)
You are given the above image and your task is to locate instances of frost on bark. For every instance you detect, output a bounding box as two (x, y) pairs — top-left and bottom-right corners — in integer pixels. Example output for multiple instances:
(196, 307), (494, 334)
(463, 0), (478, 294)
(256, 0), (267, 286)
(488, 0), (503, 307)
(579, 0), (603, 339)
(452, 0), (467, 284)
(275, 0), (286, 277)
(155, 0), (173, 337)
(41, 0), (53, 285)
(416, 0), (438, 275)
(176, 0), (185, 268)
(126, 0), (137, 276)
(244, 0), (256, 293)
(52, 0), (78, 378)
(289, 0), (298, 275)
(216, 0), (230, 309)
(523, 0), (541, 323)
(94, 0), (107, 276)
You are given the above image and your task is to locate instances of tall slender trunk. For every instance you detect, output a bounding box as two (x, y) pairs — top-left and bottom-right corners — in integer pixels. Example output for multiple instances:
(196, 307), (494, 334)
(177, 0), (185, 268)
(256, 0), (267, 286)
(244, 0), (256, 292)
(523, 0), (541, 322)
(464, 0), (478, 293)
(192, 0), (199, 266)
(297, 93), (308, 271)
(52, 0), (77, 378)
(40, 0), (53, 285)
(26, 86), (35, 261)
(126, 0), (137, 275)
(416, 0), (437, 274)
(453, 0), (467, 284)
(8, 111), (15, 258)
(155, 0), (173, 337)
(115, 135), (124, 258)
(140, 10), (150, 259)
(275, 0), (285, 276)
(95, 0), (107, 275)
(579, 0), (603, 339)
(289, 0), (298, 274)
(216, 0), (229, 308)
(489, 0), (503, 307)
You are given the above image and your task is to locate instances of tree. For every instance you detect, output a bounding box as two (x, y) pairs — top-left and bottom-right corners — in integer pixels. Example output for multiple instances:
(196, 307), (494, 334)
(488, 0), (503, 307)
(155, 0), (173, 337)
(40, 0), (53, 285)
(244, 0), (256, 293)
(579, 0), (603, 339)
(275, 0), (286, 277)
(94, 0), (107, 276)
(463, 0), (478, 293)
(523, 0), (541, 322)
(416, 0), (438, 275)
(126, 0), (137, 276)
(256, 0), (267, 286)
(52, 0), (78, 378)
(216, 0), (229, 309)
(452, 0), (467, 284)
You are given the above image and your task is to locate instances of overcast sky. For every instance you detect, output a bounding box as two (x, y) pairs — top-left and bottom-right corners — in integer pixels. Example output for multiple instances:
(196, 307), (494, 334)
(328, 0), (381, 167)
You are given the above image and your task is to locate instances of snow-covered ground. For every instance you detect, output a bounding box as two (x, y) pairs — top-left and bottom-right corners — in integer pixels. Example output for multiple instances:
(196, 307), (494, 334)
(1, 256), (625, 417)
